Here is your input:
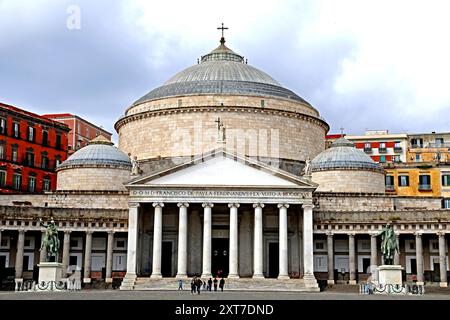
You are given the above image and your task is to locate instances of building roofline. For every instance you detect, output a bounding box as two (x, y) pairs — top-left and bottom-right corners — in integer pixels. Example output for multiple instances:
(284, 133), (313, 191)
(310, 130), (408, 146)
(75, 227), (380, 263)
(43, 113), (112, 136)
(0, 102), (70, 132)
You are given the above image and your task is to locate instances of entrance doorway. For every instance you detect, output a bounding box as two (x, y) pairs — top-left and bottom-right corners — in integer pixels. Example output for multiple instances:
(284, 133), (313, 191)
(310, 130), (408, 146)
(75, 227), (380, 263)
(212, 238), (229, 278)
(161, 241), (172, 277)
(268, 242), (279, 278)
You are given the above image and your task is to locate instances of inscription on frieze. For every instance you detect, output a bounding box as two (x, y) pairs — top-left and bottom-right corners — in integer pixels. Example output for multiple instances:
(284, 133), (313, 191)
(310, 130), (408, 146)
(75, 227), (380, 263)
(130, 189), (310, 198)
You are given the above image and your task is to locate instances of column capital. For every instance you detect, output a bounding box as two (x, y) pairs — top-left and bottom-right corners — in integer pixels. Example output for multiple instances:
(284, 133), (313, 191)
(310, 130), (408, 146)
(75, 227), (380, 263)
(64, 230), (72, 235)
(18, 229), (26, 234)
(152, 202), (164, 208)
(302, 203), (314, 210)
(414, 231), (423, 237)
(326, 231), (334, 237)
(177, 202), (189, 208)
(86, 230), (94, 235)
(347, 232), (356, 237)
(277, 203), (290, 209)
(228, 203), (240, 208)
(107, 230), (115, 235)
(369, 232), (379, 237)
(129, 202), (140, 209)
(437, 231), (446, 237)
(202, 203), (214, 208)
(253, 203), (265, 209)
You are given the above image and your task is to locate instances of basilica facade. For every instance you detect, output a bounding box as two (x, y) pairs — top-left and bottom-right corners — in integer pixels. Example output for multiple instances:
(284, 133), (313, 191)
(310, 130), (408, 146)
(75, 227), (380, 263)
(0, 35), (448, 291)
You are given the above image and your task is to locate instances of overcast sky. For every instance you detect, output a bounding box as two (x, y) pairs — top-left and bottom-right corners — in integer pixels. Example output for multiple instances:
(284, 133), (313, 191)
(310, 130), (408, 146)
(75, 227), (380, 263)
(1, 0), (449, 142)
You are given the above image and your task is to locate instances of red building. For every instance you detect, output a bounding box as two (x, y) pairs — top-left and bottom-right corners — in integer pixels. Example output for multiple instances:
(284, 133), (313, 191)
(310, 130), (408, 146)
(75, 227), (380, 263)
(42, 113), (112, 154)
(0, 102), (69, 193)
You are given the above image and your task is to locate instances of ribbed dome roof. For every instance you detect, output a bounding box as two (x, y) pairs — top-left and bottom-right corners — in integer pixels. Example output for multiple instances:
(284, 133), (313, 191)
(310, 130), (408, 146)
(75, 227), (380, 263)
(132, 40), (310, 106)
(57, 135), (131, 170)
(311, 138), (383, 172)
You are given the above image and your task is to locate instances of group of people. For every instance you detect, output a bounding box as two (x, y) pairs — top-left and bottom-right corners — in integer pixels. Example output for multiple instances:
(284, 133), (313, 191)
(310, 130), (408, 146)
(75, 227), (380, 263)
(177, 276), (225, 294)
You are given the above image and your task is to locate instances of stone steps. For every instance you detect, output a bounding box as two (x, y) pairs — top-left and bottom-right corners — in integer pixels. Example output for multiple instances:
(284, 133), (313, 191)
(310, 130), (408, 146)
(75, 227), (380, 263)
(133, 277), (319, 292)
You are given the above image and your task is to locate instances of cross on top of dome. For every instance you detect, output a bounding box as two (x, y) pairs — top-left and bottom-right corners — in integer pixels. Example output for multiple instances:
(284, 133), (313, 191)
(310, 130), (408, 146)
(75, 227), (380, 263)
(217, 22), (228, 45)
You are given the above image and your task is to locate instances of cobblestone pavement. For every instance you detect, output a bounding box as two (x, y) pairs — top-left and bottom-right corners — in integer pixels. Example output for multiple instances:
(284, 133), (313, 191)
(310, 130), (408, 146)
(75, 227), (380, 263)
(0, 289), (450, 300)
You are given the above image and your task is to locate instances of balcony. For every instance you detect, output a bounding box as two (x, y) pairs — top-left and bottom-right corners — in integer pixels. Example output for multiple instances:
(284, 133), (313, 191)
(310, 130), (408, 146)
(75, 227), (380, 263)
(411, 144), (424, 149)
(385, 185), (395, 191)
(364, 148), (372, 153)
(418, 184), (432, 191)
(394, 146), (402, 152)
(379, 147), (387, 153)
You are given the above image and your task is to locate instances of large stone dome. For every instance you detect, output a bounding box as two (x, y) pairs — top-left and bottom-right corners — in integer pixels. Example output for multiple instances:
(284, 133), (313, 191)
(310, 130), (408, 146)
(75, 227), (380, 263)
(132, 42), (309, 106)
(311, 137), (385, 193)
(116, 36), (329, 176)
(56, 135), (131, 191)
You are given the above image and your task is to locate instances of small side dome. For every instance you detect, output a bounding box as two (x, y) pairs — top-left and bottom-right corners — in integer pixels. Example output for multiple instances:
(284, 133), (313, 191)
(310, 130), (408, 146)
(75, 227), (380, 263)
(311, 137), (385, 193)
(56, 135), (131, 191)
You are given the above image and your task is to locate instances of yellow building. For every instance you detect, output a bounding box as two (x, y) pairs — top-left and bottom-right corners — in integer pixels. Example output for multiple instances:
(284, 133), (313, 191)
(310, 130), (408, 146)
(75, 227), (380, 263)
(384, 163), (450, 205)
(407, 132), (450, 163)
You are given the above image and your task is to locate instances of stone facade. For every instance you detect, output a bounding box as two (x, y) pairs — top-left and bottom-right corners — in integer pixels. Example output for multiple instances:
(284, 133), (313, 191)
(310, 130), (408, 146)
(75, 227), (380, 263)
(312, 170), (385, 193)
(57, 167), (131, 191)
(117, 105), (327, 163)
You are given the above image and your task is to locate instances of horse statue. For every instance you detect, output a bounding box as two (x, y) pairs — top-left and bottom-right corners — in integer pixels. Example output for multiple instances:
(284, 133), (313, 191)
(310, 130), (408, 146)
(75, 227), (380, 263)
(39, 218), (60, 261)
(379, 223), (399, 265)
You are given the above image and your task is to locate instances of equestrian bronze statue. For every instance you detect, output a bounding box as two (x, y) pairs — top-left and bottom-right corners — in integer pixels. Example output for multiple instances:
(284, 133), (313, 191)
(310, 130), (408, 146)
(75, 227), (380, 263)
(379, 223), (399, 265)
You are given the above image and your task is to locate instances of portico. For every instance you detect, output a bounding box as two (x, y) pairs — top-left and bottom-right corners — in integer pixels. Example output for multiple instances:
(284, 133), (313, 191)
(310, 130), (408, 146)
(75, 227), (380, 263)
(120, 150), (319, 290)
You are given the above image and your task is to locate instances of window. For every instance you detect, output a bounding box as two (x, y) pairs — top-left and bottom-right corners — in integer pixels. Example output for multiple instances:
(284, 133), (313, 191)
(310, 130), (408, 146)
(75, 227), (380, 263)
(357, 240), (370, 252)
(27, 175), (36, 192)
(22, 253), (34, 271)
(334, 239), (348, 252)
(0, 118), (6, 135)
(86, 127), (90, 137)
(313, 255), (328, 272)
(41, 152), (49, 170)
(385, 175), (394, 187)
(0, 143), (4, 160)
(443, 199), (450, 209)
(334, 255), (349, 272)
(112, 253), (127, 271)
(394, 142), (401, 149)
(0, 253), (9, 268)
(68, 253), (82, 271)
(398, 175), (409, 187)
(43, 177), (51, 192)
(0, 170), (6, 187)
(358, 256), (371, 273)
(380, 155), (386, 163)
(442, 174), (450, 187)
(56, 134), (62, 149)
(11, 145), (18, 162)
(177, 99), (182, 108)
(379, 142), (386, 151)
(411, 138), (423, 148)
(13, 172), (22, 190)
(415, 154), (421, 162)
(114, 238), (127, 250)
(0, 236), (10, 248)
(261, 99), (265, 107)
(13, 122), (20, 138)
(419, 175), (431, 190)
(91, 253), (106, 271)
(393, 155), (401, 163)
(25, 149), (34, 166)
(429, 240), (439, 252)
(436, 138), (444, 147)
(314, 240), (327, 252)
(364, 143), (371, 152)
(55, 156), (61, 167)
(42, 130), (48, 146)
(70, 237), (83, 250)
(77, 123), (81, 133)
(92, 238), (106, 250)
(27, 126), (35, 142)
(405, 240), (415, 252)
(24, 236), (35, 249)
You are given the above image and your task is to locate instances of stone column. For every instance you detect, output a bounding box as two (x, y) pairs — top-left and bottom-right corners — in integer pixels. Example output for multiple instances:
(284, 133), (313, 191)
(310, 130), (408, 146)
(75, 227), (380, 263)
(83, 231), (93, 283)
(151, 202), (164, 279)
(125, 202), (140, 277)
(394, 234), (400, 265)
(228, 203), (240, 279)
(348, 233), (356, 285)
(253, 203), (264, 279)
(39, 230), (47, 263)
(302, 204), (316, 286)
(415, 232), (424, 285)
(438, 232), (448, 287)
(201, 203), (213, 278)
(15, 230), (25, 279)
(327, 232), (334, 284)
(176, 203), (189, 278)
(61, 230), (71, 277)
(278, 203), (289, 279)
(370, 233), (378, 282)
(105, 231), (114, 283)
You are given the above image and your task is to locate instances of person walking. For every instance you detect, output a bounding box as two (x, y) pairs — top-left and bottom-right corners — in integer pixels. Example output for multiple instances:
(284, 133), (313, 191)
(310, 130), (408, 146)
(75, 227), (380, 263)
(219, 277), (225, 292)
(213, 277), (218, 291)
(178, 279), (184, 291)
(208, 278), (212, 291)
(196, 277), (202, 295)
(191, 277), (196, 294)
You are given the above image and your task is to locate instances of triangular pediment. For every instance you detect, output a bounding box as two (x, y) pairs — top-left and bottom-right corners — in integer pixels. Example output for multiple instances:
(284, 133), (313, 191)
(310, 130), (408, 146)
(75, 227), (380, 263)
(127, 150), (317, 189)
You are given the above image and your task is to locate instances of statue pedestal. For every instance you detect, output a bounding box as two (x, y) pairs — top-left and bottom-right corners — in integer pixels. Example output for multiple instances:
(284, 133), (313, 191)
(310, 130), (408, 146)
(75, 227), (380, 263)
(37, 262), (64, 291)
(377, 265), (403, 285)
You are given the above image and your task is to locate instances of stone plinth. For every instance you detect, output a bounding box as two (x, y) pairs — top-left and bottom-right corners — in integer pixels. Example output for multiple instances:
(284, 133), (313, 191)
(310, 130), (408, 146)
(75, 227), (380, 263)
(377, 265), (403, 285)
(38, 262), (63, 283)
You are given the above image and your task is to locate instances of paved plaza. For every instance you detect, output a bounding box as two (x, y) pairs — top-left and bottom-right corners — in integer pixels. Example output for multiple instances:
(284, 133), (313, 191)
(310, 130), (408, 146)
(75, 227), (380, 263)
(1, 288), (450, 300)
